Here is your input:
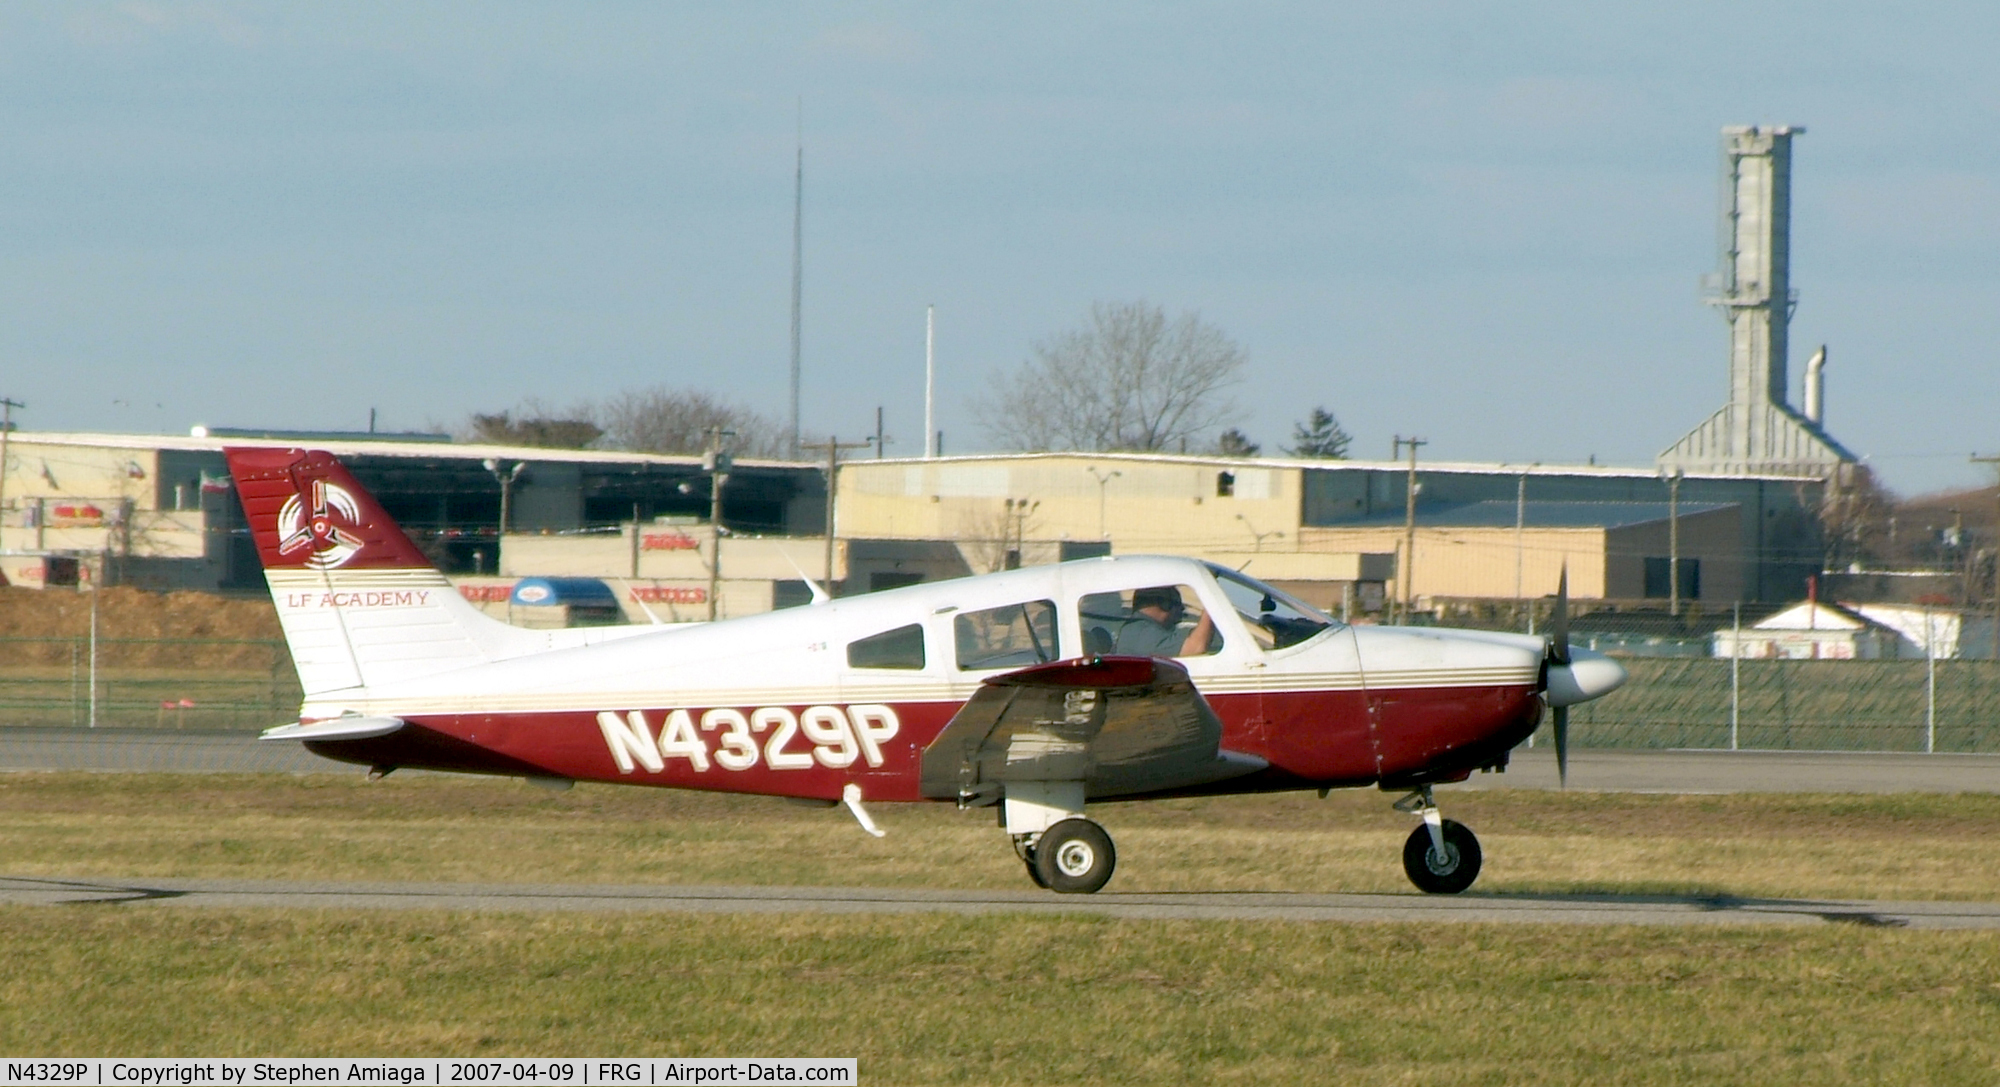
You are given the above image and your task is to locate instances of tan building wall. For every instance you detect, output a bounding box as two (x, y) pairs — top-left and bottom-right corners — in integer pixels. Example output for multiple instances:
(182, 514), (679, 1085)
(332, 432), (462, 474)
(1297, 525), (1611, 603)
(837, 455), (1301, 557)
(1603, 505), (1744, 603)
(0, 440), (208, 568)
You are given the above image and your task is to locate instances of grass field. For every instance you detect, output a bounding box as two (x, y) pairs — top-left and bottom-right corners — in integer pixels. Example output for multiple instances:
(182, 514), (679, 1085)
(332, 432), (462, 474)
(3, 909), (1998, 1083)
(4, 773), (2000, 900)
(3, 773), (1999, 1081)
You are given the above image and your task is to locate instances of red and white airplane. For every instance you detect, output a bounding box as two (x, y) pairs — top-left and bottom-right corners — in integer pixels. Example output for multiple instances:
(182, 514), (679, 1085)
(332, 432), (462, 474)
(233, 446), (1628, 895)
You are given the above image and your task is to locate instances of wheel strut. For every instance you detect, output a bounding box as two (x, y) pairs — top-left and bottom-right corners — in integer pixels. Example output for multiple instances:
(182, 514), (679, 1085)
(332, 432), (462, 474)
(1392, 785), (1449, 867)
(1393, 785), (1483, 894)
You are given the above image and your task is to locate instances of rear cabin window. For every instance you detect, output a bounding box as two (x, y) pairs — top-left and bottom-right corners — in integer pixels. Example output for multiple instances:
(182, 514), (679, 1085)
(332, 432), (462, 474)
(846, 624), (926, 670)
(954, 600), (1060, 671)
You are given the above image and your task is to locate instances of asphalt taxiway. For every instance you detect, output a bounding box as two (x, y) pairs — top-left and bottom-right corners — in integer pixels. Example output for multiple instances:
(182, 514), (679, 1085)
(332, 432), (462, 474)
(5, 730), (1995, 926)
(3, 874), (1996, 928)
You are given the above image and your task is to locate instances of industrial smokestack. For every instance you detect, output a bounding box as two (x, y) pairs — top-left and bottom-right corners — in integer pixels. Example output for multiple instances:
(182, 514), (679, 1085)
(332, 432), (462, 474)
(1804, 345), (1826, 425)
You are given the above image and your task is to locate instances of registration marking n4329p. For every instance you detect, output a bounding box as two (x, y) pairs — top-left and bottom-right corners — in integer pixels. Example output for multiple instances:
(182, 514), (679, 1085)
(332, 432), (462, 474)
(596, 705), (900, 774)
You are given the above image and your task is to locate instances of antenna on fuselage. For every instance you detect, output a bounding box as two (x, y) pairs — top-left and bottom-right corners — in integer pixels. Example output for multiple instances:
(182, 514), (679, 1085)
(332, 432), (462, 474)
(781, 551), (833, 605)
(614, 579), (668, 625)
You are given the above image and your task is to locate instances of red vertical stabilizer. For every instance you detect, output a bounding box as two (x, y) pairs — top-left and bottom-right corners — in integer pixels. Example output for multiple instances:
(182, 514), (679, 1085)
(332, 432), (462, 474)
(226, 447), (434, 572)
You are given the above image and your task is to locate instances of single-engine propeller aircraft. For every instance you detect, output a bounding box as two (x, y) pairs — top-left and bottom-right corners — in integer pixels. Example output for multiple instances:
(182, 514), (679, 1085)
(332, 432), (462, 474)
(233, 447), (1628, 895)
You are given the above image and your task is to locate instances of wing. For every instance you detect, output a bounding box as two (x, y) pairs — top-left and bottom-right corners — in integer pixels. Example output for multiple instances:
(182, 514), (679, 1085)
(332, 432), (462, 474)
(919, 656), (1266, 804)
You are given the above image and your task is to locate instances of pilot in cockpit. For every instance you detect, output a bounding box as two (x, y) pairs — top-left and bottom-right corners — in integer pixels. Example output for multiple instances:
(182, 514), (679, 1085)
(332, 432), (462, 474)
(1113, 585), (1217, 658)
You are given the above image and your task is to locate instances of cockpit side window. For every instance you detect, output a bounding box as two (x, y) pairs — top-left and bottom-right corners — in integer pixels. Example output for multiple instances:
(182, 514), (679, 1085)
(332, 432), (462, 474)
(1078, 585), (1222, 659)
(955, 600), (1061, 671)
(847, 624), (926, 670)
(1207, 565), (1337, 651)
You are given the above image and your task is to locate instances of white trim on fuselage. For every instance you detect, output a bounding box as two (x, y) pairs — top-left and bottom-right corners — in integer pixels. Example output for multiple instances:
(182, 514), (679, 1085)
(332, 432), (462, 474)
(296, 555), (1541, 722)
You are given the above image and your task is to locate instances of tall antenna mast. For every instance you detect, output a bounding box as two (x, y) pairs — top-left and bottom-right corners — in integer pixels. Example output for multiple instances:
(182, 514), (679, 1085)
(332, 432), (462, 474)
(924, 305), (936, 458)
(788, 102), (804, 460)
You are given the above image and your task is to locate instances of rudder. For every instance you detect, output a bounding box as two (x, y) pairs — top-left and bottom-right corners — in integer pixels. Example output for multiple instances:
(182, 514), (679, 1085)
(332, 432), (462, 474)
(227, 447), (542, 696)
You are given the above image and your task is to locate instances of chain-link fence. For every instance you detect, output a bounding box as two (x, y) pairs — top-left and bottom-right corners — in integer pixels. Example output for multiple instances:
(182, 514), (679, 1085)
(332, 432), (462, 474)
(5, 635), (1997, 754)
(0, 636), (301, 732)
(1567, 658), (2000, 753)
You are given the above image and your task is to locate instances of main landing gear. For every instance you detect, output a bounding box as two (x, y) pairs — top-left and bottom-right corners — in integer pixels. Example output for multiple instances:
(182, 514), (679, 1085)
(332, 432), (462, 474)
(1393, 785), (1482, 894)
(1005, 782), (1117, 894)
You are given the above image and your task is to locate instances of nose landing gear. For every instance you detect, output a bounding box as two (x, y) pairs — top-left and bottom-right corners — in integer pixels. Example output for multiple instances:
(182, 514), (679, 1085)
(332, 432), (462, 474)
(1393, 785), (1482, 894)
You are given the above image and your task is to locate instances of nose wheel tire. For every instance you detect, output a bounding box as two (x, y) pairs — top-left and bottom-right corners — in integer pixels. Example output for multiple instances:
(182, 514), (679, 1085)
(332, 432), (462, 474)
(1401, 819), (1481, 894)
(1032, 818), (1116, 894)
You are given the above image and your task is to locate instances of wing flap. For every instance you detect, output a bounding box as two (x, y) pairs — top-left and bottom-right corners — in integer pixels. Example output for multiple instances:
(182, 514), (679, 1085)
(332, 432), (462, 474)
(920, 656), (1264, 802)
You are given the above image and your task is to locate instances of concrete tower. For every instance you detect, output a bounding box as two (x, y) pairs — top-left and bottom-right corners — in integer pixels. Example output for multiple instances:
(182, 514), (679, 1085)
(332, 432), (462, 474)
(1660, 125), (1854, 476)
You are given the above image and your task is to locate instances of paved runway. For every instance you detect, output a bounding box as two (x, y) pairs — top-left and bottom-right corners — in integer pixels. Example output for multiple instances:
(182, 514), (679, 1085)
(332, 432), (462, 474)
(3, 874), (1995, 928)
(1462, 747), (2000, 793)
(4, 728), (1997, 793)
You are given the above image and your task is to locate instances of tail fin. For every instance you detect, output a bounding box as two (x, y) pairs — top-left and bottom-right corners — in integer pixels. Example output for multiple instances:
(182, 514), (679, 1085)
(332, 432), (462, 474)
(227, 447), (550, 696)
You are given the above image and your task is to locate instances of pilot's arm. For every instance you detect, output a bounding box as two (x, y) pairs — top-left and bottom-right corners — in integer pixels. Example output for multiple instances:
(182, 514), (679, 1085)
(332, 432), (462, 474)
(1177, 610), (1216, 656)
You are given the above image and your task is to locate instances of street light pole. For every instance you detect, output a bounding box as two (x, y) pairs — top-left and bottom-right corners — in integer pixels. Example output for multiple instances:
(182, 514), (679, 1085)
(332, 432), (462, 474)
(704, 427), (735, 622)
(1514, 466), (1528, 629)
(483, 458), (528, 569)
(1392, 435), (1427, 624)
(1087, 467), (1121, 541)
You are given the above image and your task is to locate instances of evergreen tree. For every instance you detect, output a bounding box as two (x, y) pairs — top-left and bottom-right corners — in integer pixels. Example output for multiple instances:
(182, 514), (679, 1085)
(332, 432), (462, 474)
(1216, 427), (1260, 457)
(1286, 407), (1351, 459)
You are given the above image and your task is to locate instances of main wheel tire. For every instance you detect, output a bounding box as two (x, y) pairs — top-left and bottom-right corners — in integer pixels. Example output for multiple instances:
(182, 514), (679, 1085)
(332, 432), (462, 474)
(1022, 856), (1049, 889)
(1402, 819), (1482, 894)
(1033, 819), (1116, 894)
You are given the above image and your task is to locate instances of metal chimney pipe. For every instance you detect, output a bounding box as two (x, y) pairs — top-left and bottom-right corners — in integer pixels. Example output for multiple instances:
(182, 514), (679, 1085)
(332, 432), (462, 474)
(1804, 345), (1826, 425)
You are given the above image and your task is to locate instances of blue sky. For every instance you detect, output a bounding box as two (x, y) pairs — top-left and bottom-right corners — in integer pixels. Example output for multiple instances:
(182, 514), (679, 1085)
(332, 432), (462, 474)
(2, 2), (1995, 494)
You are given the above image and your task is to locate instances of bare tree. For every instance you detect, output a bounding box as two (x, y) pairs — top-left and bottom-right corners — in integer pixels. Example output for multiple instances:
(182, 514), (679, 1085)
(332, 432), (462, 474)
(466, 408), (603, 449)
(982, 301), (1247, 452)
(596, 387), (790, 458)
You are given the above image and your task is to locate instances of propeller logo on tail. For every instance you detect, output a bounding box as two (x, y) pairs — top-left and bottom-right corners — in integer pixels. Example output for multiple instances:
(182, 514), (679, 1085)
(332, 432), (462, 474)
(277, 480), (366, 570)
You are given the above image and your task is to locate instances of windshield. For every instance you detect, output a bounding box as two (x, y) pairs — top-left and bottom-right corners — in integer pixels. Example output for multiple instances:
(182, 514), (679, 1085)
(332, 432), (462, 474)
(1204, 563), (1339, 651)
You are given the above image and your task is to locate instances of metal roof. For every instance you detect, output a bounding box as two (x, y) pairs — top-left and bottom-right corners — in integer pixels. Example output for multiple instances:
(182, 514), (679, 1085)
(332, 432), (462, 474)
(8, 431), (815, 472)
(1332, 500), (1739, 530)
(848, 450), (1820, 483)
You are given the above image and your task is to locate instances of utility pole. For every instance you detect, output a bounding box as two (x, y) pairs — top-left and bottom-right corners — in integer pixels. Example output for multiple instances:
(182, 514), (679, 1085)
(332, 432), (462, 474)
(1392, 435), (1427, 624)
(1004, 498), (1039, 570)
(0, 397), (21, 553)
(704, 428), (735, 622)
(1973, 454), (2000, 659)
(788, 106), (804, 461)
(821, 435), (873, 598)
(1663, 468), (1685, 618)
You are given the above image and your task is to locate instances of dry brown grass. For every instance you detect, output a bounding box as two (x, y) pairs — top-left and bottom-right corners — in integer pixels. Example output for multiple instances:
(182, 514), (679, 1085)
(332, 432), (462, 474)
(5, 776), (2000, 1082)
(0, 908), (1997, 1084)
(2, 773), (1998, 901)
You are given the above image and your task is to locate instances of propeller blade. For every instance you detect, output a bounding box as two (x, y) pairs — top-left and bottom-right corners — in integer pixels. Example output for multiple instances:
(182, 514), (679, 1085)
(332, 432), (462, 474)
(1550, 563), (1571, 666)
(1554, 705), (1569, 788)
